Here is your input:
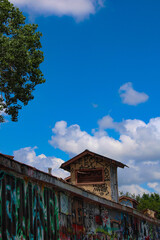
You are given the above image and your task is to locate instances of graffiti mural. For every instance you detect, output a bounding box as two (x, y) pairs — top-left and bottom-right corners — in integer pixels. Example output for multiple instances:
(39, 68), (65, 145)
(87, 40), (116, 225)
(0, 170), (59, 240)
(60, 192), (69, 215)
(59, 199), (160, 240)
(59, 196), (84, 240)
(120, 199), (133, 208)
(0, 169), (160, 239)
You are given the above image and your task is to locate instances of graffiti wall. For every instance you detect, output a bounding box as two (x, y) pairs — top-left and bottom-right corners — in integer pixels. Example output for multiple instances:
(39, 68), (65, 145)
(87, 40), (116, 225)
(0, 170), (59, 239)
(59, 192), (160, 240)
(0, 169), (160, 240)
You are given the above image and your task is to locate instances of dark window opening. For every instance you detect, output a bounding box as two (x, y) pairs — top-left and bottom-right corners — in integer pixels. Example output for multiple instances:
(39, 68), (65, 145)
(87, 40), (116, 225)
(76, 169), (104, 184)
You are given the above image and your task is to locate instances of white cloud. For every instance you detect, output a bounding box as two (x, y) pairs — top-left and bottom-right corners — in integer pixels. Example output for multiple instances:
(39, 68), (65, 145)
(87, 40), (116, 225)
(49, 116), (160, 161)
(119, 82), (149, 106)
(0, 101), (8, 122)
(143, 161), (159, 165)
(98, 115), (115, 129)
(11, 0), (104, 20)
(148, 182), (158, 189)
(119, 184), (150, 196)
(14, 147), (69, 179)
(147, 182), (160, 193)
(49, 115), (160, 194)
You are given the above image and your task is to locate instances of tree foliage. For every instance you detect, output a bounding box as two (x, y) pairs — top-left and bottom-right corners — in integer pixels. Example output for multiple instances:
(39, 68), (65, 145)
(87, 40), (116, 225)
(136, 193), (160, 219)
(119, 191), (160, 219)
(0, 0), (45, 122)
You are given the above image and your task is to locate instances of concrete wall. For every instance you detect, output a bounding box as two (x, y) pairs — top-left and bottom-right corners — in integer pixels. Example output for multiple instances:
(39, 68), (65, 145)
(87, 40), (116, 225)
(0, 154), (160, 240)
(70, 155), (113, 201)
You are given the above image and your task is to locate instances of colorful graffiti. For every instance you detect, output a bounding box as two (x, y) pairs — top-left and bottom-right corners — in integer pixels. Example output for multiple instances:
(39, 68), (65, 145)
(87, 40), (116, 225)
(59, 193), (160, 240)
(0, 170), (160, 239)
(0, 170), (59, 239)
(120, 199), (133, 208)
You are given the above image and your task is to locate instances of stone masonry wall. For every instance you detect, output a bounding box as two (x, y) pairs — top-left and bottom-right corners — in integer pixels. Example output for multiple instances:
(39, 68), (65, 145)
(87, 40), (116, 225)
(70, 155), (113, 201)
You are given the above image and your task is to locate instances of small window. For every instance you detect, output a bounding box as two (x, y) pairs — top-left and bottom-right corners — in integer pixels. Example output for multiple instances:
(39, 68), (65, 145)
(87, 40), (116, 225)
(76, 168), (104, 184)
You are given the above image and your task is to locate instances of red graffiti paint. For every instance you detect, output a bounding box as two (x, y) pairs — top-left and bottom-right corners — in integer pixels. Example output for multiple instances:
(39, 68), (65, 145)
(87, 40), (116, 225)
(72, 223), (84, 232)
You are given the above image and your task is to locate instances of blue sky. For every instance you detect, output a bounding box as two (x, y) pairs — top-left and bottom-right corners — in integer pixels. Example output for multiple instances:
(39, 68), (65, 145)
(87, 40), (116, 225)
(2, 0), (160, 195)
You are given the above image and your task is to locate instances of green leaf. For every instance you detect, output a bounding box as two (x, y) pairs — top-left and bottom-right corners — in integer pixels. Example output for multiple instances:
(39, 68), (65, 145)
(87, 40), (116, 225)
(0, 0), (45, 122)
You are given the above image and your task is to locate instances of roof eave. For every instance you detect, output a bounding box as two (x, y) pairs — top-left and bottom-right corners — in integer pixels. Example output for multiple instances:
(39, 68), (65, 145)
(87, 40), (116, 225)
(60, 149), (128, 171)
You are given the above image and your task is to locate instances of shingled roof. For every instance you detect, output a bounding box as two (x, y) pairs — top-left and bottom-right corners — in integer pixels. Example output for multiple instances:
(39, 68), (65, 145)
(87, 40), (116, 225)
(60, 149), (128, 171)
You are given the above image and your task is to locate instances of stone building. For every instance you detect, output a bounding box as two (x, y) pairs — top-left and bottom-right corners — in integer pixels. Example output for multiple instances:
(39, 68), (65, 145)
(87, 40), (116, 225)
(61, 149), (128, 202)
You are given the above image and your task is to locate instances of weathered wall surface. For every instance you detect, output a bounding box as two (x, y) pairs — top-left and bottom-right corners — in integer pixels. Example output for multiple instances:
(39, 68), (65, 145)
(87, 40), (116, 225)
(110, 165), (118, 202)
(0, 170), (59, 239)
(70, 155), (113, 200)
(0, 157), (160, 240)
(59, 191), (160, 240)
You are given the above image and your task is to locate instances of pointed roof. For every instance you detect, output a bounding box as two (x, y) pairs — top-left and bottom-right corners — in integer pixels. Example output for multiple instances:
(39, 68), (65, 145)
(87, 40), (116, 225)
(60, 149), (128, 171)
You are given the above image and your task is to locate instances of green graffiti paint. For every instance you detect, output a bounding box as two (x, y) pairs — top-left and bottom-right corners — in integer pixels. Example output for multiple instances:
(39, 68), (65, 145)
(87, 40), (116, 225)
(0, 171), (59, 239)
